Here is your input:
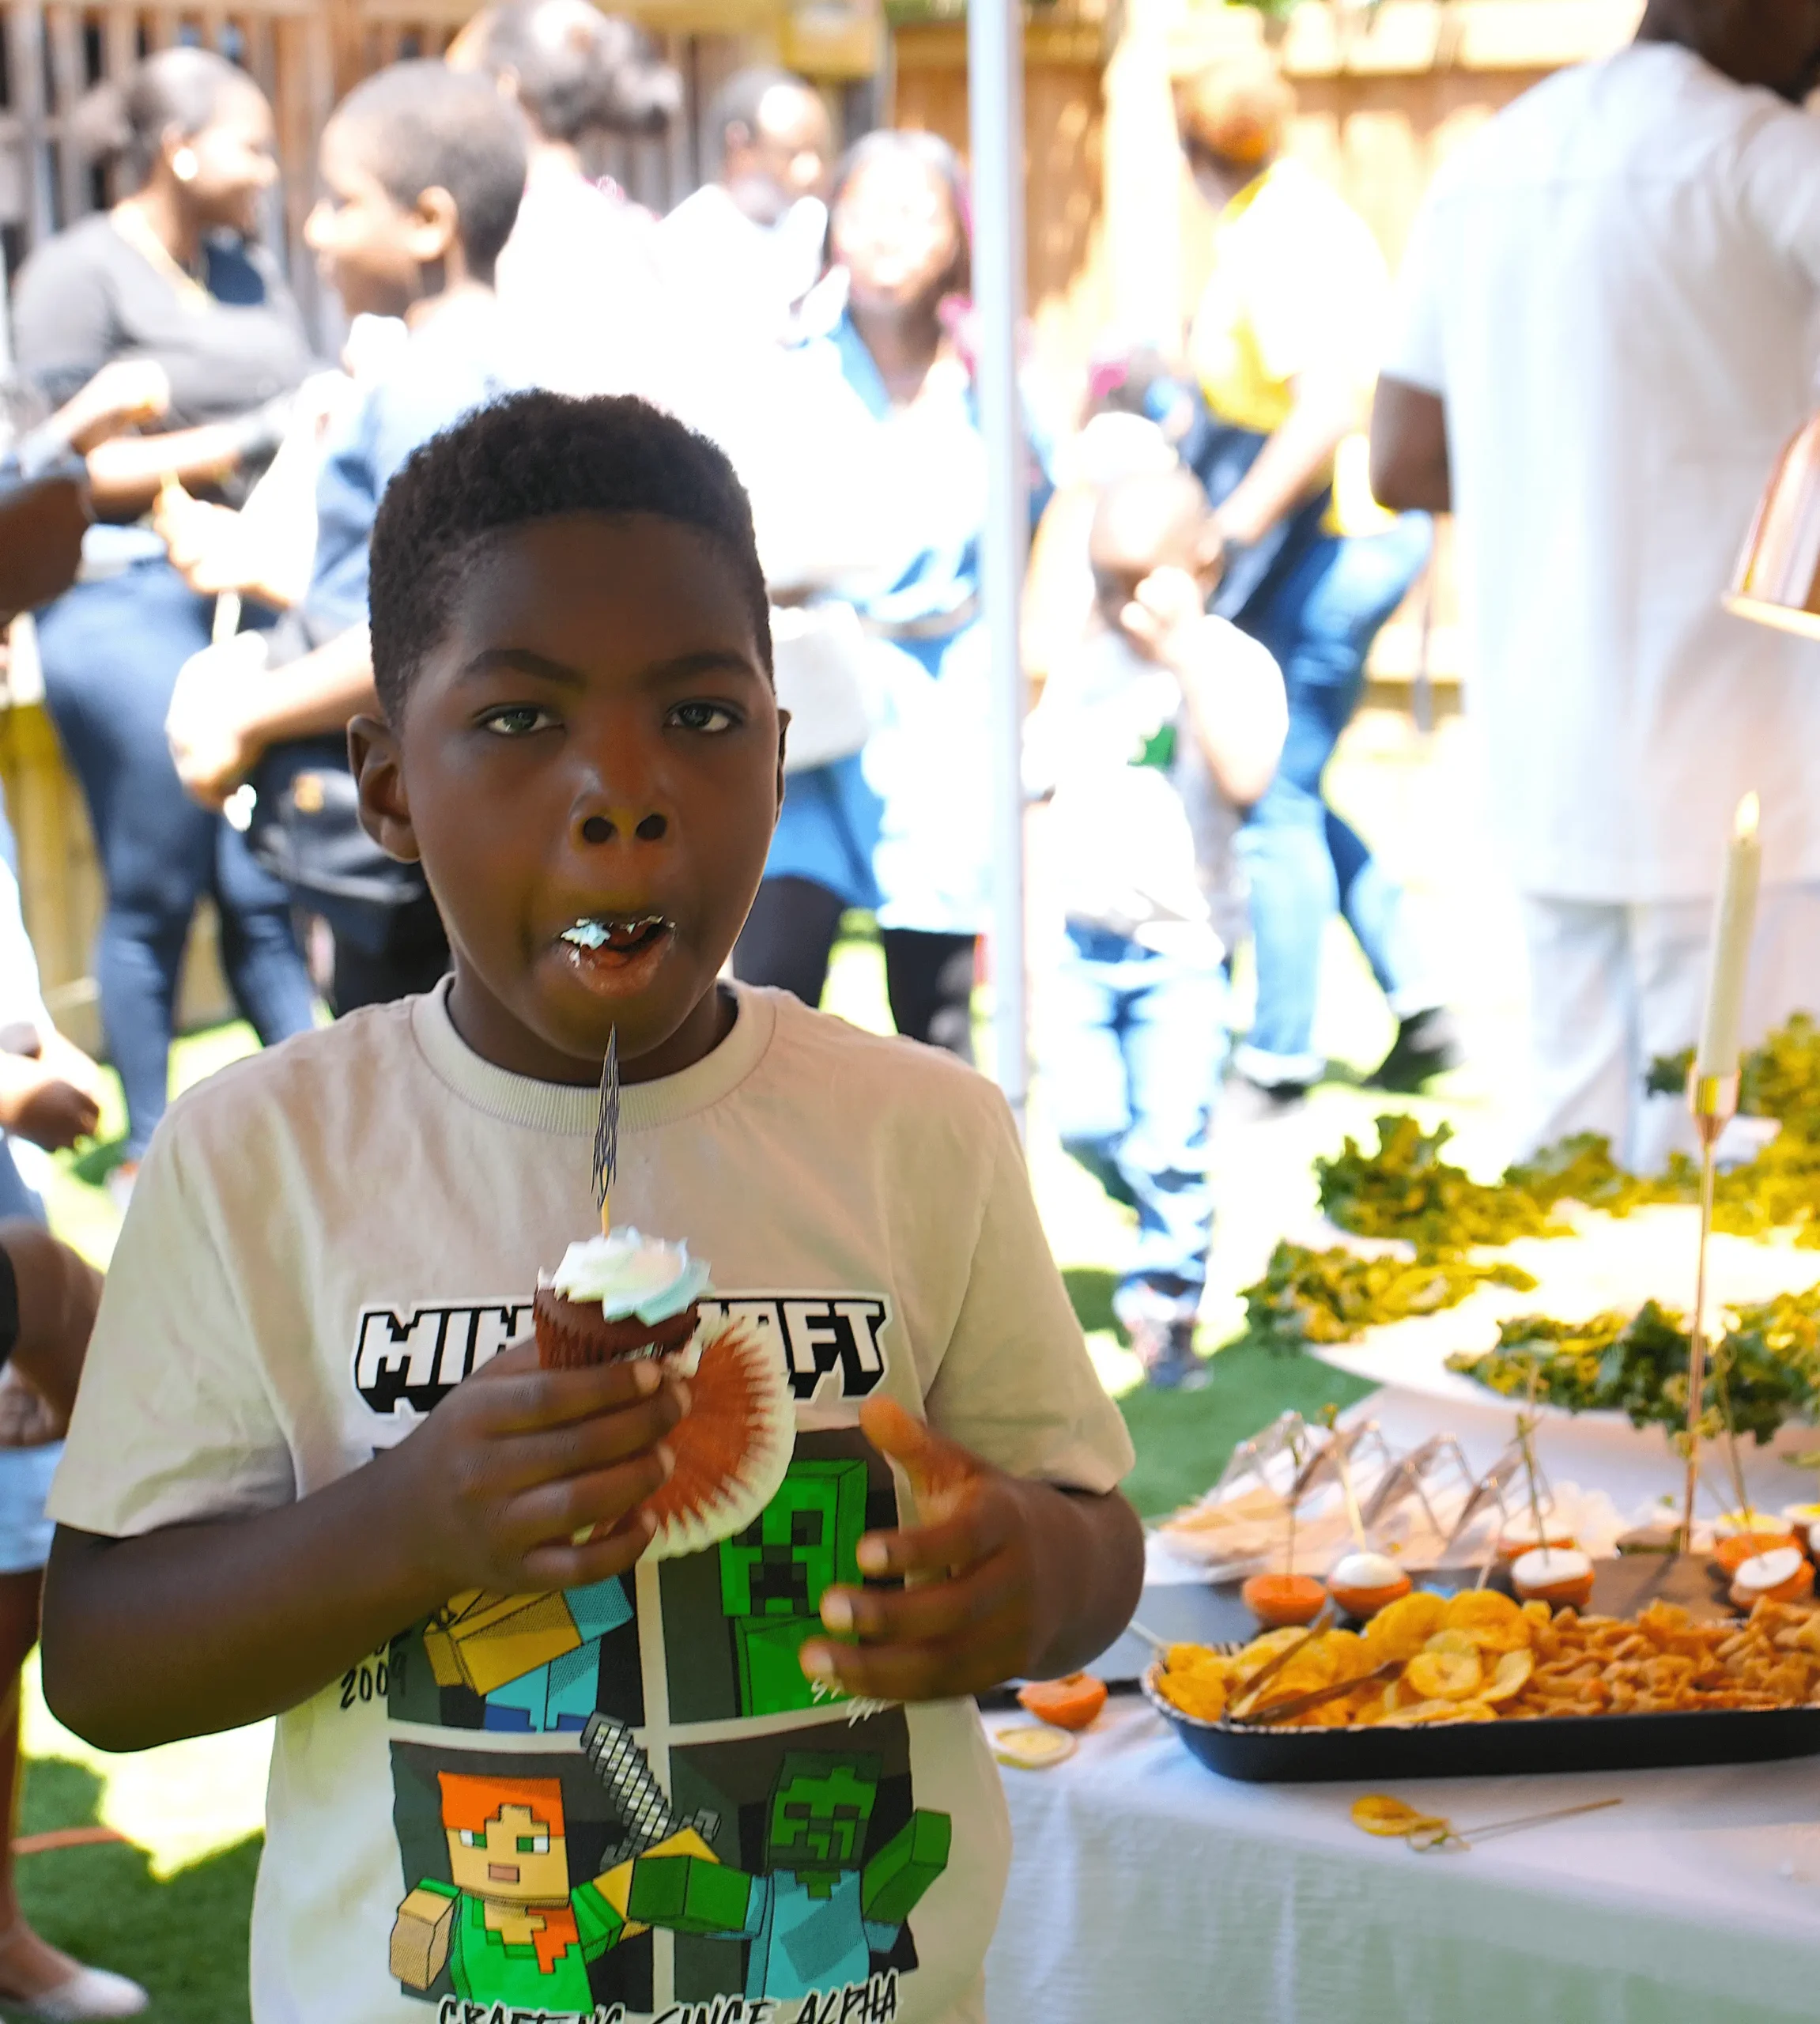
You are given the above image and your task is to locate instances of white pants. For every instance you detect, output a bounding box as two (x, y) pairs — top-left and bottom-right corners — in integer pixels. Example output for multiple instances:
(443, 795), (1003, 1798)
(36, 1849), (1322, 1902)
(1520, 883), (1820, 1173)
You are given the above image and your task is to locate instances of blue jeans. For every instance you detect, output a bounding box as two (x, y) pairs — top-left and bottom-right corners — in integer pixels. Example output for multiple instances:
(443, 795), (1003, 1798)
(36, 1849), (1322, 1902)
(35, 560), (316, 1155)
(1234, 514), (1434, 1086)
(1046, 923), (1226, 1324)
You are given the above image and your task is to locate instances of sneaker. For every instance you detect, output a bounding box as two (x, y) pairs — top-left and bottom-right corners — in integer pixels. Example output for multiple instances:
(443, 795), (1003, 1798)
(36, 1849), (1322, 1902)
(18, 1966), (149, 2022)
(1368, 1007), (1464, 1093)
(0, 1925), (147, 2022)
(1130, 1316), (1209, 1392)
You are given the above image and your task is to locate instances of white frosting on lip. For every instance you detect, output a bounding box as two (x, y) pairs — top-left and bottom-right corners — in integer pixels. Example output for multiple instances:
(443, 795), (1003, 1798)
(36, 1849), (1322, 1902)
(561, 916), (667, 950)
(549, 1227), (710, 1320)
(1328, 1551), (1403, 1592)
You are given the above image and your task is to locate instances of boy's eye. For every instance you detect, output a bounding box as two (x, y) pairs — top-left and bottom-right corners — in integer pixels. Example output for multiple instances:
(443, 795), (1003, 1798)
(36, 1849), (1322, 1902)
(458, 1830), (480, 1847)
(669, 700), (739, 734)
(477, 704), (559, 738)
(517, 1833), (549, 1853)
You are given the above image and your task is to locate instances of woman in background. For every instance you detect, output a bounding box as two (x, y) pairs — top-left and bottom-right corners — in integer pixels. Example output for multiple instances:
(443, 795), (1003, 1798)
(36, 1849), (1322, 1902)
(13, 47), (317, 1191)
(1175, 52), (1452, 1113)
(453, 0), (679, 398)
(735, 130), (1044, 1059)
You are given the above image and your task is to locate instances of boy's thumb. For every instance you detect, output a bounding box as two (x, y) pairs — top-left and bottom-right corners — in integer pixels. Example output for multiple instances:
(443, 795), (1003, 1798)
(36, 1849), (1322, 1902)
(858, 1395), (978, 1504)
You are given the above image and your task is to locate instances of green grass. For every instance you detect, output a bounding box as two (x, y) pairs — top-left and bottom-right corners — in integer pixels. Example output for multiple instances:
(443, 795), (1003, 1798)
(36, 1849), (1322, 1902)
(14, 1759), (255, 2022)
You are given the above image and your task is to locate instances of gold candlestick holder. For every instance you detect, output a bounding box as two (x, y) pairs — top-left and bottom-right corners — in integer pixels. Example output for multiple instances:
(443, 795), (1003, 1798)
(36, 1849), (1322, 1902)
(1682, 1070), (1740, 1549)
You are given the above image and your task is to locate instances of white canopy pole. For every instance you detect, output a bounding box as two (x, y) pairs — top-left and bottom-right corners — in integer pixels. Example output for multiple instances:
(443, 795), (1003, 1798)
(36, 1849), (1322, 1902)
(968, 0), (1030, 1135)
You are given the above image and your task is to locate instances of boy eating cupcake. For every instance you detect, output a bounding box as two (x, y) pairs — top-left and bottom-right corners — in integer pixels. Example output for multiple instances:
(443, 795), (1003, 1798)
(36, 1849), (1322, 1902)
(41, 391), (1142, 2024)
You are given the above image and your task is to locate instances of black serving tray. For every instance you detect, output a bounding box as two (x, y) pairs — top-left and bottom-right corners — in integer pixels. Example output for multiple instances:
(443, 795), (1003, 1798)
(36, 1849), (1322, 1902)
(1142, 1551), (1820, 1783)
(1142, 1664), (1820, 1783)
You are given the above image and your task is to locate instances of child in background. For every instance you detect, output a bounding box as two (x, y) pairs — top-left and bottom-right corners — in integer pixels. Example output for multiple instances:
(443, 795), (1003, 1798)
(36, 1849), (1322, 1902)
(164, 59), (528, 1011)
(43, 391), (1142, 2024)
(1026, 464), (1286, 1389)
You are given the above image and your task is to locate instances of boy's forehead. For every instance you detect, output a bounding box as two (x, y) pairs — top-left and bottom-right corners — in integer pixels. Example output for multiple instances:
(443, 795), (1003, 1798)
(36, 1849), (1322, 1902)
(429, 512), (764, 674)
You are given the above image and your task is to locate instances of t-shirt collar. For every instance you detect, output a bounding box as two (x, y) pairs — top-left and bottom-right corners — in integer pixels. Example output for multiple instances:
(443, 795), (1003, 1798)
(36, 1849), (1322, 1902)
(410, 975), (775, 1135)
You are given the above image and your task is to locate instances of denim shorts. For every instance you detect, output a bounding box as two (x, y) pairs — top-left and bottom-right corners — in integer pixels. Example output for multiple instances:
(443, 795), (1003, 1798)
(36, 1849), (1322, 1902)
(0, 1442), (61, 1575)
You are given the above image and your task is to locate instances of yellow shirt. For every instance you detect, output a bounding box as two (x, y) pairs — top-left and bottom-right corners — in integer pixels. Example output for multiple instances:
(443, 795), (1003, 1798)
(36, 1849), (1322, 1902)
(1188, 157), (1395, 536)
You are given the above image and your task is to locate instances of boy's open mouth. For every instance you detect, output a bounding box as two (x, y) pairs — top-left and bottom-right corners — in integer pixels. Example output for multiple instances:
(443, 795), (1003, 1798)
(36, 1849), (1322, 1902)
(561, 913), (670, 957)
(557, 913), (678, 997)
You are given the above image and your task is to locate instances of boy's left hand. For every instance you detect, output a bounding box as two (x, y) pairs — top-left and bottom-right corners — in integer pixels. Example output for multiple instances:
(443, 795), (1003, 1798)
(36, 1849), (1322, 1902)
(799, 1397), (1067, 1702)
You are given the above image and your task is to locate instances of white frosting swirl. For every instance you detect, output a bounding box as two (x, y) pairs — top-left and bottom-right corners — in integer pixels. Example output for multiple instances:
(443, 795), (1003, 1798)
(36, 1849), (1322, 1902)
(1328, 1551), (1403, 1592)
(550, 1227), (711, 1321)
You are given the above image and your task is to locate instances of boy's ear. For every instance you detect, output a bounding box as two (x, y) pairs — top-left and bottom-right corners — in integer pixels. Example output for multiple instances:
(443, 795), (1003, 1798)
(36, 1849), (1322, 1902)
(404, 185), (462, 271)
(775, 705), (791, 820)
(349, 714), (423, 865)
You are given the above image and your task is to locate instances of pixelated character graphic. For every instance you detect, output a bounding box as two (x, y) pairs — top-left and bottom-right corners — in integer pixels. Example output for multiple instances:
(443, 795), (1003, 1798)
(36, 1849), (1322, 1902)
(719, 1459), (869, 1717)
(391, 1762), (718, 2008)
(421, 1577), (632, 1731)
(626, 1751), (950, 2006)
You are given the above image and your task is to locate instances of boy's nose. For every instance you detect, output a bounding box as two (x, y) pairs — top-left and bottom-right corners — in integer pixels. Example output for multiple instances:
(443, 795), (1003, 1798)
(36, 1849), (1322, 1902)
(575, 801), (670, 847)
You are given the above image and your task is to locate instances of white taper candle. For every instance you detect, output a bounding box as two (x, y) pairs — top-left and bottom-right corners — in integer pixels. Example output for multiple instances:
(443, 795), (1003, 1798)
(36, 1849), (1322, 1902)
(1695, 792), (1762, 1080)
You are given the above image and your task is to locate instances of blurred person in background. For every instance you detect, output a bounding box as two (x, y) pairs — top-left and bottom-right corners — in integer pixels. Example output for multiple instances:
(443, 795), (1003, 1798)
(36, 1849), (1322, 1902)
(165, 62), (527, 1014)
(10, 47), (319, 1194)
(1373, 0), (1820, 1173)
(0, 1213), (138, 2018)
(0, 799), (140, 2013)
(1027, 465), (1286, 1388)
(733, 130), (1047, 1058)
(451, 0), (682, 397)
(659, 66), (833, 347)
(1175, 52), (1455, 1118)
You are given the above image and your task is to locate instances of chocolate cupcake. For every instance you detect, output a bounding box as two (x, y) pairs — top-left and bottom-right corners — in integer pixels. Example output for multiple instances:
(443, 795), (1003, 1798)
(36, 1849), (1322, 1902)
(533, 1227), (795, 1560)
(533, 1229), (710, 1369)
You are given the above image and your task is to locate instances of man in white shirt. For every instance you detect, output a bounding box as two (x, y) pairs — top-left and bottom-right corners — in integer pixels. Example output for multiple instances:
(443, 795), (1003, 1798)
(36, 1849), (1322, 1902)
(1371, 0), (1820, 1171)
(658, 66), (833, 348)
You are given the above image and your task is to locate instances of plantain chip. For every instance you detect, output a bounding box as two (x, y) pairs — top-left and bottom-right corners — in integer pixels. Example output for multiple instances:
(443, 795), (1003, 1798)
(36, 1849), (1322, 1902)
(1482, 1648), (1535, 1704)
(1407, 1648), (1485, 1701)
(1444, 1589), (1532, 1654)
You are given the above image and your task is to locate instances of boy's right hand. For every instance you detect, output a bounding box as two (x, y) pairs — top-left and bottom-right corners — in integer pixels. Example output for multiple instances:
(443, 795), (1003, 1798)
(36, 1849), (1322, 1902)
(387, 1340), (688, 1599)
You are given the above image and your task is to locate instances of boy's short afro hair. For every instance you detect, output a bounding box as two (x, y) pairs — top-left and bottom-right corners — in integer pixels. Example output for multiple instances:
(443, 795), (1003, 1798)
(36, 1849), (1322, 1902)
(327, 61), (527, 281)
(368, 391), (772, 723)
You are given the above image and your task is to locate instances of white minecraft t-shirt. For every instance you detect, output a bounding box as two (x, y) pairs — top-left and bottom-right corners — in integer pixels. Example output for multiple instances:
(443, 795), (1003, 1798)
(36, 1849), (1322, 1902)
(51, 982), (1134, 2024)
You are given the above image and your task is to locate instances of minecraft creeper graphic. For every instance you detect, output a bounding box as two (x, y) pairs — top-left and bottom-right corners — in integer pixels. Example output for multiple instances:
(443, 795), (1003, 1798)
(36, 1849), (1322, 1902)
(626, 1752), (950, 2007)
(719, 1460), (868, 1716)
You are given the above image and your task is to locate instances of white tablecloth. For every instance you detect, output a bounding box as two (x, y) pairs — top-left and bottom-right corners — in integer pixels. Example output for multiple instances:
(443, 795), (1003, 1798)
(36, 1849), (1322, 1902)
(985, 1379), (1820, 2024)
(985, 1697), (1820, 2024)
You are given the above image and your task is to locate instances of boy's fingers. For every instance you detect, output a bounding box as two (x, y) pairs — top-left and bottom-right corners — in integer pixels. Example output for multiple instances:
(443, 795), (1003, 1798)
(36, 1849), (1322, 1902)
(817, 1553), (1021, 1648)
(851, 1484), (1012, 1580)
(519, 1508), (655, 1589)
(490, 1381), (688, 1492)
(506, 1449), (674, 1546)
(476, 1352), (674, 1433)
(798, 1622), (1025, 1704)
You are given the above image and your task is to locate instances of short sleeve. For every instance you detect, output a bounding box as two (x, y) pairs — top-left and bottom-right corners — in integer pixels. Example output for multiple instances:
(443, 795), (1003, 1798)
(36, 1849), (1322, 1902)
(11, 232), (120, 408)
(923, 1092), (1135, 1493)
(47, 1115), (296, 1537)
(1381, 188), (1448, 395)
(1735, 100), (1820, 295)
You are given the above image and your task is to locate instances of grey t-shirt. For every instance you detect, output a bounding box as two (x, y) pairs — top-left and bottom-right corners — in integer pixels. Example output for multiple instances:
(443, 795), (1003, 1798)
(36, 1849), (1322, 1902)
(10, 210), (313, 425)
